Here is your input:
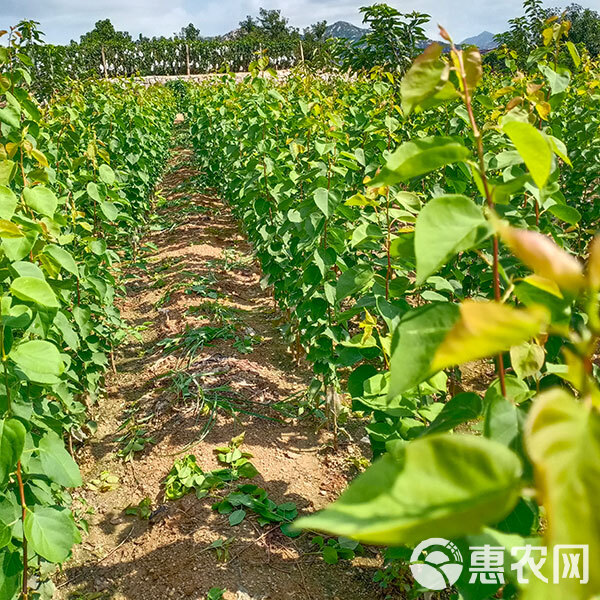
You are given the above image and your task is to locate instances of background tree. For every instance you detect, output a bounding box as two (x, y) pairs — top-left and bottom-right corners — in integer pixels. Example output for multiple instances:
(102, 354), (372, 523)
(238, 8), (297, 40)
(14, 19), (44, 47)
(257, 8), (295, 38)
(493, 0), (600, 68)
(79, 19), (132, 46)
(561, 3), (600, 55)
(303, 21), (328, 43)
(333, 3), (430, 73)
(238, 15), (258, 36)
(175, 23), (202, 41)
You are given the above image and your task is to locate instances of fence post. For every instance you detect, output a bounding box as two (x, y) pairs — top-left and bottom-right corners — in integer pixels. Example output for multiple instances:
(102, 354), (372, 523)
(101, 45), (108, 78)
(185, 43), (191, 76)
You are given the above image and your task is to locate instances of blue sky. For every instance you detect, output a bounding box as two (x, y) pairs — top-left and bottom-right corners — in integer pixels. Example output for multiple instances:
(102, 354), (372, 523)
(2, 0), (597, 44)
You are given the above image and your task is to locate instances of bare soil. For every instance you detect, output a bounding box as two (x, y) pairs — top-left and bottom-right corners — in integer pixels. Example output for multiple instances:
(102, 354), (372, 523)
(55, 144), (384, 600)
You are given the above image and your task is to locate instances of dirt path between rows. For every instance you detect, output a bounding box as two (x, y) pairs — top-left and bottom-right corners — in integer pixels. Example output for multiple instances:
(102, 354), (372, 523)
(55, 136), (382, 600)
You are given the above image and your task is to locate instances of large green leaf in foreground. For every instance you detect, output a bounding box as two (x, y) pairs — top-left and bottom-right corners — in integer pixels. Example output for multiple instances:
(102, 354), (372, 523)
(369, 136), (470, 186)
(389, 302), (459, 397)
(415, 195), (491, 284)
(296, 434), (522, 545)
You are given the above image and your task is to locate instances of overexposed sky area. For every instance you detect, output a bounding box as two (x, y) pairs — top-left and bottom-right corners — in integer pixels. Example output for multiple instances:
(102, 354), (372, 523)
(2, 0), (599, 44)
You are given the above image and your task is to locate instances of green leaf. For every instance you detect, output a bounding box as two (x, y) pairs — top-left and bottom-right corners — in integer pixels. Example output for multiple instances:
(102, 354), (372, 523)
(296, 434), (522, 545)
(524, 389), (600, 599)
(99, 201), (119, 221)
(501, 121), (552, 189)
(1, 303), (32, 330)
(322, 545), (339, 564)
(370, 137), (470, 186)
(9, 340), (64, 384)
(10, 261), (43, 279)
(540, 65), (570, 96)
(0, 161), (16, 187)
(547, 204), (581, 225)
(86, 181), (101, 202)
(389, 303), (459, 396)
(313, 187), (338, 218)
(22, 186), (58, 217)
(229, 509), (246, 526)
(424, 393), (482, 436)
(207, 588), (225, 600)
(38, 432), (82, 487)
(401, 43), (449, 116)
(0, 419), (25, 486)
(0, 551), (21, 600)
(566, 41), (580, 68)
(415, 195), (490, 284)
(10, 276), (59, 309)
(53, 310), (79, 349)
(99, 164), (116, 185)
(0, 186), (18, 220)
(336, 265), (374, 302)
(350, 223), (382, 248)
(24, 505), (79, 563)
(90, 239), (107, 255)
(43, 244), (79, 277)
(510, 342), (544, 379)
(2, 232), (36, 262)
(484, 393), (525, 450)
(0, 106), (20, 129)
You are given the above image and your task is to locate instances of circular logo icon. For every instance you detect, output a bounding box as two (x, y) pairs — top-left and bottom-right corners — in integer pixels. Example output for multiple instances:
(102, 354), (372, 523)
(410, 537), (463, 590)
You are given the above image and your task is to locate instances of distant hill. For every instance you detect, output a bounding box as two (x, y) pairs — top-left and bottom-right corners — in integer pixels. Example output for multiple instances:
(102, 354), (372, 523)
(222, 28), (240, 41)
(324, 21), (368, 42)
(323, 22), (498, 52)
(459, 31), (498, 49)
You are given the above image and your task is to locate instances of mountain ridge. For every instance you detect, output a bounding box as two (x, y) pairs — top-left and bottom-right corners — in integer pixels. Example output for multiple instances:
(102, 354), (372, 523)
(323, 20), (498, 49)
(459, 30), (498, 49)
(324, 21), (368, 41)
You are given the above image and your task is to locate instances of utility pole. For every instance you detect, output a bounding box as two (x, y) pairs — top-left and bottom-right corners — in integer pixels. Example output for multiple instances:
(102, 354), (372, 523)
(101, 45), (108, 78)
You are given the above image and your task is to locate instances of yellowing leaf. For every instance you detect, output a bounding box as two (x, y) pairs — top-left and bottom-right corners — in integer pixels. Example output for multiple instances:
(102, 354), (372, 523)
(535, 101), (551, 120)
(588, 236), (600, 290)
(345, 193), (377, 208)
(524, 389), (600, 600)
(463, 47), (483, 92)
(519, 274), (563, 298)
(501, 227), (584, 292)
(31, 148), (49, 168)
(510, 342), (545, 379)
(0, 219), (23, 238)
(359, 309), (378, 344)
(431, 301), (548, 371)
(502, 121), (552, 189)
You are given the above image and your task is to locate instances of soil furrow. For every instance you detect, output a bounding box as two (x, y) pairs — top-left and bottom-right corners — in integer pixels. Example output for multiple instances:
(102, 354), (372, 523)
(56, 140), (380, 600)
